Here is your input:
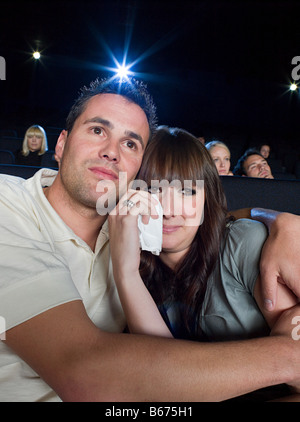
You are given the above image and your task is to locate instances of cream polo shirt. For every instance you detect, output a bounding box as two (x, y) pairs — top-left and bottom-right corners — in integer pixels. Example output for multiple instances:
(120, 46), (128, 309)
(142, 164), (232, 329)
(0, 169), (126, 402)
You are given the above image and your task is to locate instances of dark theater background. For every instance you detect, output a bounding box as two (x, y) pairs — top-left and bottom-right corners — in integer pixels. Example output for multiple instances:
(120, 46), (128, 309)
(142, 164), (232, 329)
(0, 0), (299, 174)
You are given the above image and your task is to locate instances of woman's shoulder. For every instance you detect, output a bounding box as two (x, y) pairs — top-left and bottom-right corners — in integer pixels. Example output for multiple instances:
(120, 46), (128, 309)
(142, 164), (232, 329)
(226, 218), (267, 240)
(222, 218), (268, 275)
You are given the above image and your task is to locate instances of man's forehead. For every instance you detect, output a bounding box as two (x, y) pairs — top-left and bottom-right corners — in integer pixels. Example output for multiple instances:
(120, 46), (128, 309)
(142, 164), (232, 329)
(74, 93), (150, 143)
(246, 155), (264, 166)
(85, 93), (141, 113)
(84, 94), (148, 125)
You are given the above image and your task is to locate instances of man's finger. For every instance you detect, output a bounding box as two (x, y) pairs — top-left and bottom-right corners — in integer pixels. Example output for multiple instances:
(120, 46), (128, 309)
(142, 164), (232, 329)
(260, 272), (278, 311)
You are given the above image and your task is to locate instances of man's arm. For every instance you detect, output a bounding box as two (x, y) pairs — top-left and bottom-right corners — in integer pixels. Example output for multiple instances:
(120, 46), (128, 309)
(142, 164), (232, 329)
(4, 300), (300, 402)
(229, 208), (300, 311)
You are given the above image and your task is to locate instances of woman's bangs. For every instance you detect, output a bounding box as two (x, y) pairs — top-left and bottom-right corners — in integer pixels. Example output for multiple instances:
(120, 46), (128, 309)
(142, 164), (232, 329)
(27, 128), (42, 137)
(142, 143), (203, 187)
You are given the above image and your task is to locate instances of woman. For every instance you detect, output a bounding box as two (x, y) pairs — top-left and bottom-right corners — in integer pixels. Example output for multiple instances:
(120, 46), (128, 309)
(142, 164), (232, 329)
(206, 140), (233, 176)
(15, 124), (48, 166)
(109, 126), (297, 344)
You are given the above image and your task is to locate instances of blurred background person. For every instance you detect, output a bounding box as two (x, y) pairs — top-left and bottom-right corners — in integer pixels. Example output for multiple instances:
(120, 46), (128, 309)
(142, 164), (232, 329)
(15, 124), (48, 166)
(233, 148), (274, 179)
(259, 144), (271, 159)
(206, 140), (233, 176)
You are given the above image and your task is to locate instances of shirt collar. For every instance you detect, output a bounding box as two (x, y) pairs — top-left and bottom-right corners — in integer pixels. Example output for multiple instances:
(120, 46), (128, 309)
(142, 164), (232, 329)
(24, 168), (109, 251)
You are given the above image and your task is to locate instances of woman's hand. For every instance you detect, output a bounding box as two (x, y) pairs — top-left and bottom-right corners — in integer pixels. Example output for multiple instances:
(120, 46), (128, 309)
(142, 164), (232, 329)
(108, 189), (159, 281)
(108, 189), (172, 337)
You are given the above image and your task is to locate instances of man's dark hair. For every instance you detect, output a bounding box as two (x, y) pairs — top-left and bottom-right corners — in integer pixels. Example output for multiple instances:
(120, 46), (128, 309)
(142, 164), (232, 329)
(233, 148), (264, 176)
(65, 77), (158, 138)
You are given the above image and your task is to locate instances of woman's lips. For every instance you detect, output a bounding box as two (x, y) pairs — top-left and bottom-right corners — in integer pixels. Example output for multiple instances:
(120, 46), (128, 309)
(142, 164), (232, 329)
(163, 225), (181, 233)
(89, 166), (118, 180)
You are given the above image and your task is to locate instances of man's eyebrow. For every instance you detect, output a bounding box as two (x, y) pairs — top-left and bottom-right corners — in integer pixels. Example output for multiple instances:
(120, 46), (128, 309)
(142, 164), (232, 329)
(124, 130), (145, 150)
(83, 117), (114, 129)
(83, 117), (145, 150)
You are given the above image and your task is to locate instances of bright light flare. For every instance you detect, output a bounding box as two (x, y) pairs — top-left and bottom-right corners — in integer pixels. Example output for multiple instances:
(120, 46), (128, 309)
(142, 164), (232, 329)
(33, 51), (41, 60)
(116, 63), (130, 79)
(290, 83), (298, 91)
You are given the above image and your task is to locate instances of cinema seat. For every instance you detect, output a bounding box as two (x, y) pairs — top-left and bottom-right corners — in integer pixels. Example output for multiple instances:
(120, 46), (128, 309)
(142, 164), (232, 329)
(220, 175), (300, 215)
(0, 164), (42, 179)
(0, 149), (15, 164)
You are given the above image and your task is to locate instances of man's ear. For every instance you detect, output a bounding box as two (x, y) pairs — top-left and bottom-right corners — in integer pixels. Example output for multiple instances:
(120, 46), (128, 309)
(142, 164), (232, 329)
(55, 130), (68, 165)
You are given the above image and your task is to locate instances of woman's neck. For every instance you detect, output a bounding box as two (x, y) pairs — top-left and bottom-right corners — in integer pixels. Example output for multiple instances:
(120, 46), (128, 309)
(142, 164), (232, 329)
(160, 249), (188, 271)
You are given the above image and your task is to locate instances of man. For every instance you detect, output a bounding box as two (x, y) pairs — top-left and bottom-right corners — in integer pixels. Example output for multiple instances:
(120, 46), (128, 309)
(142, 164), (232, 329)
(233, 148), (274, 179)
(0, 77), (300, 402)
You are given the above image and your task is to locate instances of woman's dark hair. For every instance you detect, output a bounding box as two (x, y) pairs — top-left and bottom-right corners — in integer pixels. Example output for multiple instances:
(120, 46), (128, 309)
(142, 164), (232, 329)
(65, 77), (158, 139)
(137, 126), (230, 339)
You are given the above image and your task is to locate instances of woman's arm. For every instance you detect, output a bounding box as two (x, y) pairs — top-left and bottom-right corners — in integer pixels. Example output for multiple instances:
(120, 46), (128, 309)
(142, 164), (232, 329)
(108, 189), (173, 337)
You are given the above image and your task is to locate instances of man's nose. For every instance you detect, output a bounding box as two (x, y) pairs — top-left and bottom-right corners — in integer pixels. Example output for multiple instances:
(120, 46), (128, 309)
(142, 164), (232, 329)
(259, 162), (266, 169)
(99, 139), (120, 163)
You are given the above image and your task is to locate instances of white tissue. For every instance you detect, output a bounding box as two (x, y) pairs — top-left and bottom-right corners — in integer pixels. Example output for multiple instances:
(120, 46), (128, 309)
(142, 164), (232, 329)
(137, 194), (163, 255)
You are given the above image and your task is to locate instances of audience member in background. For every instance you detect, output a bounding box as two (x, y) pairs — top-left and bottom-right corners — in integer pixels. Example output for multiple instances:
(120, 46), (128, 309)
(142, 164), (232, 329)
(15, 125), (48, 166)
(197, 136), (205, 145)
(233, 148), (274, 179)
(205, 140), (233, 176)
(259, 144), (271, 159)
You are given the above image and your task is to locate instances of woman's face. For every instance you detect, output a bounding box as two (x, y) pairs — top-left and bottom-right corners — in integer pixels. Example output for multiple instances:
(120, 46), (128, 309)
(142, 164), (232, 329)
(27, 133), (43, 152)
(152, 183), (205, 267)
(210, 146), (231, 175)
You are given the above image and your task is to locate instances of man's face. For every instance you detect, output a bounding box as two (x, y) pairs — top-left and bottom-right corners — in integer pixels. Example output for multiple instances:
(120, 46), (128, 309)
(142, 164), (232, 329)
(55, 93), (150, 209)
(243, 154), (273, 179)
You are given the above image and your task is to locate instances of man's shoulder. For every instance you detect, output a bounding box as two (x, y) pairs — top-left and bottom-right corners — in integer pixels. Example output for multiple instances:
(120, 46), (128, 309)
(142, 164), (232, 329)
(0, 169), (49, 215)
(0, 173), (29, 202)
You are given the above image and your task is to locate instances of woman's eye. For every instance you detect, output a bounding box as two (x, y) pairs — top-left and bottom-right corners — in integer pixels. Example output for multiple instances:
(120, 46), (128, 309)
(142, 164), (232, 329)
(181, 188), (196, 196)
(148, 186), (160, 194)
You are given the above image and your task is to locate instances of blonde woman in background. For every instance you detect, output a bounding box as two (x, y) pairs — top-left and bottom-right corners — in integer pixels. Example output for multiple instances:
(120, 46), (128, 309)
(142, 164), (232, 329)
(15, 124), (48, 166)
(206, 140), (233, 176)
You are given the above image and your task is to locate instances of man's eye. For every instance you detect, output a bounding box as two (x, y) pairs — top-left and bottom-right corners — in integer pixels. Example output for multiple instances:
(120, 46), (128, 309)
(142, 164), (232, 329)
(92, 127), (103, 135)
(125, 140), (137, 150)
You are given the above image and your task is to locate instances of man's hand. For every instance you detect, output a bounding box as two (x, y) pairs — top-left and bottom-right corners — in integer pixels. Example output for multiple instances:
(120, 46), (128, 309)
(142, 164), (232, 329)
(258, 212), (300, 311)
(270, 304), (300, 394)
